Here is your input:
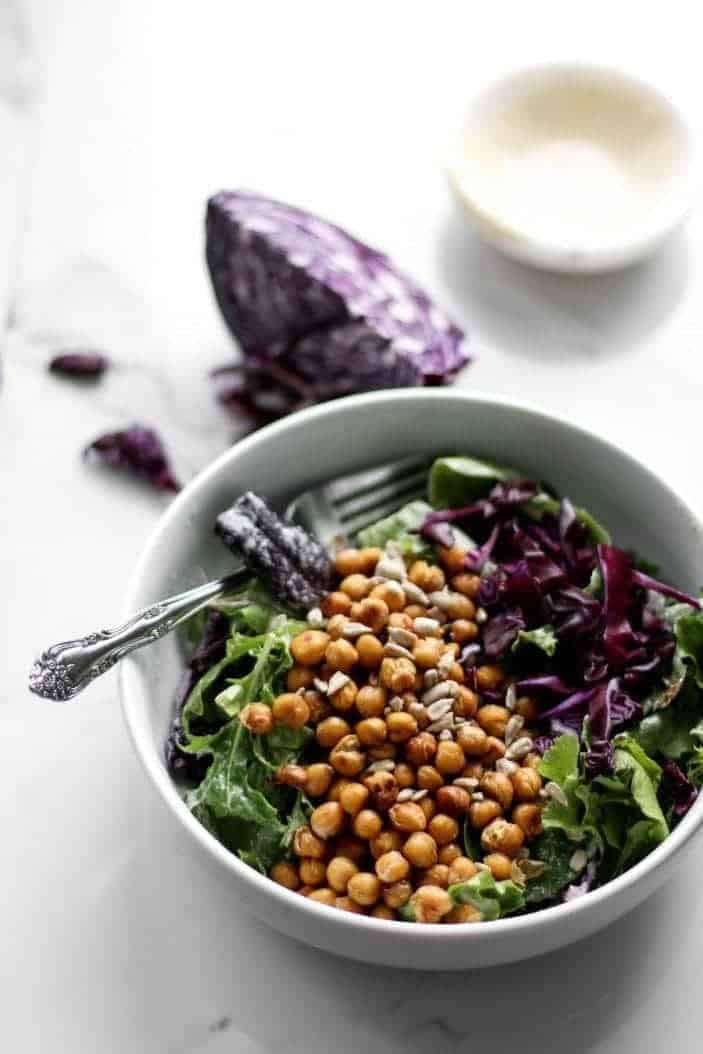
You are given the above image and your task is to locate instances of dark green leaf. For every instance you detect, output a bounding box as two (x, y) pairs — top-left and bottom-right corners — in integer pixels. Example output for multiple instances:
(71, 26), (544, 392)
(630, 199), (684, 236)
(512, 624), (558, 657)
(428, 456), (512, 508)
(356, 499), (436, 557)
(449, 870), (525, 920)
(524, 829), (577, 904)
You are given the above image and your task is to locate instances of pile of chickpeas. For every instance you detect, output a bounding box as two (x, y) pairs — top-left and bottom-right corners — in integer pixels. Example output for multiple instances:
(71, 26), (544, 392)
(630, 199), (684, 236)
(239, 542), (545, 924)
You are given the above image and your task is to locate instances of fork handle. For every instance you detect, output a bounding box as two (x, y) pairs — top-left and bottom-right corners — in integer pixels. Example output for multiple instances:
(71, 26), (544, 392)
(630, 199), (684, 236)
(28, 566), (250, 701)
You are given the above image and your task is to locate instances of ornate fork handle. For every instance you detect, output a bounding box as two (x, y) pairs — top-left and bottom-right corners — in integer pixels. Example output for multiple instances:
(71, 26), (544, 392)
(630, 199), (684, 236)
(29, 566), (249, 701)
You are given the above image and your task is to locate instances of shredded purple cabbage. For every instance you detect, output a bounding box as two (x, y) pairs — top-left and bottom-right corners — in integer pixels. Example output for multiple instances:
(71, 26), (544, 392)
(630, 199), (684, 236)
(660, 759), (698, 818)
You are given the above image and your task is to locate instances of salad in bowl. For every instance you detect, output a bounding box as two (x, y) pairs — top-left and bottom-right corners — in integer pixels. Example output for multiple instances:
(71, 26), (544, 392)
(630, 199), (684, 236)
(166, 454), (703, 925)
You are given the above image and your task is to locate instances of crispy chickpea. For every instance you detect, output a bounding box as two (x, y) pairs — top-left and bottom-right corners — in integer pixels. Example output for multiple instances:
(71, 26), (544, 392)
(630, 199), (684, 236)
(451, 572), (481, 598)
(356, 634), (384, 669)
(357, 596), (389, 633)
(447, 855), (478, 885)
(239, 703), (273, 735)
(512, 803), (543, 839)
(394, 762), (415, 788)
(352, 808), (383, 840)
(339, 574), (371, 601)
(291, 629), (330, 666)
(335, 548), (366, 577)
(380, 657), (416, 694)
(480, 771), (514, 809)
(388, 611), (414, 630)
(456, 723), (488, 756)
(402, 831), (438, 868)
(476, 704), (510, 738)
(368, 744), (397, 761)
(439, 545), (469, 576)
(348, 872), (382, 907)
(356, 684), (387, 717)
(445, 593), (476, 621)
(330, 735), (366, 777)
(325, 639), (359, 673)
(326, 855), (359, 892)
(311, 801), (345, 840)
(333, 835), (367, 862)
(435, 741), (466, 776)
(515, 695), (539, 721)
(321, 591), (353, 618)
(386, 711), (418, 743)
(316, 716), (351, 749)
(438, 843), (462, 866)
(419, 796), (436, 822)
(435, 785), (471, 816)
(512, 767), (543, 802)
(286, 665), (315, 691)
(451, 619), (479, 644)
(359, 547), (383, 573)
(389, 801), (427, 833)
(523, 752), (543, 771)
(404, 604), (427, 620)
(463, 760), (485, 779)
(327, 778), (352, 802)
(293, 825), (326, 859)
(304, 762), (334, 798)
(329, 681), (357, 713)
(272, 692), (310, 729)
(356, 717), (387, 747)
(412, 637), (444, 669)
(363, 771), (398, 811)
(339, 782), (370, 816)
(383, 880), (412, 909)
(370, 829), (404, 858)
(308, 887), (336, 906)
(270, 861), (299, 890)
(375, 850), (410, 883)
(428, 813), (460, 846)
(409, 561), (446, 593)
(469, 799), (503, 829)
(483, 737), (506, 765)
(484, 852), (513, 880)
(417, 765), (444, 792)
(299, 858), (327, 886)
(349, 602), (364, 621)
(371, 903), (396, 920)
(475, 665), (505, 692)
(412, 885), (453, 923)
(275, 763), (307, 789)
(326, 614), (349, 640)
(405, 732), (438, 767)
(335, 896), (365, 913)
(446, 903), (483, 924)
(370, 581), (406, 612)
(454, 686), (479, 720)
(419, 863), (450, 889)
(480, 818), (525, 857)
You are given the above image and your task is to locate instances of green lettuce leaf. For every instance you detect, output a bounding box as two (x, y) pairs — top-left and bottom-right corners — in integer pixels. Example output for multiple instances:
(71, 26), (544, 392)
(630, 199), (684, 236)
(539, 735), (603, 849)
(634, 679), (703, 758)
(687, 746), (703, 787)
(428, 456), (513, 508)
(539, 733), (580, 786)
(673, 609), (703, 689)
(449, 870), (525, 921)
(512, 624), (558, 657)
(356, 499), (435, 556)
(523, 829), (578, 904)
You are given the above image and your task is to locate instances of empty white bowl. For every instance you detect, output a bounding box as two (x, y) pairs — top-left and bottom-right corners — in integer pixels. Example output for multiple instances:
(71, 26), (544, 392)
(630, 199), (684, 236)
(447, 64), (693, 273)
(119, 390), (703, 969)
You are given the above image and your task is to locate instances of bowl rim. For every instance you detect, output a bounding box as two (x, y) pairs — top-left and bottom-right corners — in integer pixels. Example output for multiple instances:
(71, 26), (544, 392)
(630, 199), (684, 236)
(445, 61), (695, 273)
(119, 388), (703, 944)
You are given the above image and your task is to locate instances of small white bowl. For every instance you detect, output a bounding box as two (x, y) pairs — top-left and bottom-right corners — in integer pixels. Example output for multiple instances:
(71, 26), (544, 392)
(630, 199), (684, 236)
(120, 390), (703, 969)
(447, 64), (693, 273)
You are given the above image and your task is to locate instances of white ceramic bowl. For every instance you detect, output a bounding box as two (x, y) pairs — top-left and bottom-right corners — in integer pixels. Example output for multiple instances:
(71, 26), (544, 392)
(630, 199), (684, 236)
(447, 64), (693, 273)
(120, 390), (703, 969)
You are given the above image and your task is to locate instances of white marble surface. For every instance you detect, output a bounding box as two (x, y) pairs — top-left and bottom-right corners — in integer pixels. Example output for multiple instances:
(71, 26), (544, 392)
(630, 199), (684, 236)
(3, 2), (703, 1051)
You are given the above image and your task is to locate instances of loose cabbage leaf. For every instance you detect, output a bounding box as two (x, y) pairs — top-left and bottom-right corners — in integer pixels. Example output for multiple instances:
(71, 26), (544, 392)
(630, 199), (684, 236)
(449, 870), (526, 921)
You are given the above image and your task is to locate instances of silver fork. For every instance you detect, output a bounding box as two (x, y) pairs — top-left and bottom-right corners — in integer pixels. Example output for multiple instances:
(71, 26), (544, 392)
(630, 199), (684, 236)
(29, 456), (429, 701)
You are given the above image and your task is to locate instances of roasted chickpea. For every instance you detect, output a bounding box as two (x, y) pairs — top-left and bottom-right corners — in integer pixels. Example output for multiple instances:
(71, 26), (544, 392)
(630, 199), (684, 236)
(270, 861), (300, 890)
(356, 684), (387, 717)
(339, 782), (370, 815)
(335, 896), (365, 914)
(480, 771), (514, 809)
(327, 778), (352, 802)
(308, 887), (336, 906)
(412, 637), (444, 669)
(329, 681), (357, 713)
(286, 665), (315, 691)
(439, 545), (469, 576)
(326, 614), (349, 640)
(456, 723), (488, 756)
(446, 663), (465, 687)
(375, 850), (410, 884)
(301, 690), (328, 724)
(446, 855), (478, 885)
(370, 829), (403, 859)
(380, 657), (416, 694)
(356, 634), (384, 669)
(402, 830), (438, 868)
(335, 548), (366, 577)
(451, 572), (481, 598)
(326, 855), (359, 892)
(469, 799), (503, 829)
(482, 736), (506, 765)
(417, 765), (444, 792)
(321, 591), (353, 617)
(304, 762), (334, 798)
(339, 574), (371, 601)
(419, 863), (450, 889)
(239, 702), (273, 735)
(311, 801), (345, 840)
(388, 801), (426, 833)
(272, 692), (310, 729)
(435, 785), (471, 816)
(444, 592), (474, 620)
(419, 796), (436, 822)
(409, 561), (446, 593)
(480, 818), (525, 857)
(352, 808), (383, 840)
(428, 813), (460, 846)
(404, 604), (428, 620)
(316, 716), (351, 749)
(512, 767), (543, 802)
(333, 835), (367, 862)
(363, 771), (398, 811)
(451, 619), (479, 644)
(476, 704), (510, 738)
(367, 744), (397, 762)
(292, 825), (326, 859)
(435, 741), (466, 776)
(445, 903), (483, 924)
(515, 695), (539, 721)
(370, 903), (396, 920)
(512, 803), (543, 839)
(383, 880), (413, 909)
(357, 596), (389, 633)
(475, 665), (505, 692)
(412, 885), (453, 923)
(291, 629), (330, 665)
(325, 638), (358, 673)
(394, 762), (415, 788)
(356, 717), (387, 747)
(523, 752), (543, 771)
(330, 734), (366, 777)
(275, 762), (307, 789)
(405, 732), (438, 767)
(388, 611), (414, 630)
(484, 852), (513, 880)
(369, 581), (406, 613)
(359, 547), (383, 573)
(438, 843), (462, 866)
(462, 760), (485, 780)
(386, 711), (419, 743)
(453, 686), (479, 720)
(347, 872), (382, 907)
(299, 858), (327, 886)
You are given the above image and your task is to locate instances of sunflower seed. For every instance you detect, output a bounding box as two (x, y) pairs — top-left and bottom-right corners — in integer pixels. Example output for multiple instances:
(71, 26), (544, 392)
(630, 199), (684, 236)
(453, 776), (479, 790)
(375, 557), (407, 582)
(388, 626), (418, 649)
(306, 607), (325, 627)
(327, 671), (351, 695)
(495, 757), (519, 775)
(505, 736), (533, 761)
(313, 678), (329, 694)
(342, 621), (373, 638)
(471, 791), (485, 801)
(389, 695), (404, 712)
(384, 642), (415, 660)
(569, 849), (587, 872)
(437, 651), (456, 678)
(474, 862), (490, 873)
(505, 683), (518, 712)
(408, 702), (428, 722)
(423, 669), (440, 689)
(411, 789), (428, 801)
(396, 788), (415, 802)
(403, 581), (429, 606)
(422, 680), (459, 705)
(378, 580), (405, 602)
(475, 607), (488, 624)
(412, 616), (441, 637)
(504, 714), (525, 747)
(426, 606), (448, 624)
(438, 729), (453, 741)
(544, 781), (569, 807)
(365, 759), (396, 774)
(427, 714), (454, 733)
(425, 697), (454, 721)
(426, 590), (451, 610)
